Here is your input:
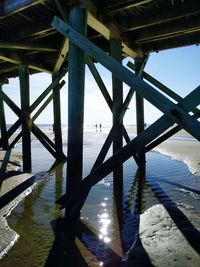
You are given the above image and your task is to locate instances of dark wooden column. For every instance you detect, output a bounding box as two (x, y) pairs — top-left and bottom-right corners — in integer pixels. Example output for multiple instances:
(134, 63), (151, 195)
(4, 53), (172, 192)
(52, 74), (63, 162)
(110, 38), (123, 188)
(67, 6), (87, 195)
(19, 64), (31, 172)
(0, 84), (8, 149)
(135, 55), (148, 169)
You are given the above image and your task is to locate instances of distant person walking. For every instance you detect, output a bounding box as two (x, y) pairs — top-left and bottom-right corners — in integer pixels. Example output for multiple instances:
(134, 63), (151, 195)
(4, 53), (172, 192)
(99, 123), (102, 131)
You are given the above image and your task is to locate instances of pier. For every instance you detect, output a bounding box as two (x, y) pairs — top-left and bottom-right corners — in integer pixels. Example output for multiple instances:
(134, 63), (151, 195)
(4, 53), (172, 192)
(0, 0), (200, 265)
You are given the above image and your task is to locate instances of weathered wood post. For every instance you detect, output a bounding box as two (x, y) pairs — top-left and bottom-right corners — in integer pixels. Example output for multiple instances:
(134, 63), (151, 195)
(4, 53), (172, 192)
(66, 6), (87, 198)
(19, 64), (31, 172)
(135, 55), (149, 169)
(52, 74), (64, 162)
(110, 38), (123, 188)
(0, 84), (8, 149)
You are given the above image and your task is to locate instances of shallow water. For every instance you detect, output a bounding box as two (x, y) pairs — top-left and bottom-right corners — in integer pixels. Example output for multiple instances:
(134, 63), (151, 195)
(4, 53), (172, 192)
(1, 128), (200, 266)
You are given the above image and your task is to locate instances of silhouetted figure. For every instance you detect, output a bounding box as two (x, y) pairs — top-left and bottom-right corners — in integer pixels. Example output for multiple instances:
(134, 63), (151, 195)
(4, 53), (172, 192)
(95, 124), (98, 131)
(99, 123), (102, 132)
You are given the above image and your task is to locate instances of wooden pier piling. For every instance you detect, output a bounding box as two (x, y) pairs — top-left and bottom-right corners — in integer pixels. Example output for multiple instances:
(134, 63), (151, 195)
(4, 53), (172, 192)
(66, 6), (87, 195)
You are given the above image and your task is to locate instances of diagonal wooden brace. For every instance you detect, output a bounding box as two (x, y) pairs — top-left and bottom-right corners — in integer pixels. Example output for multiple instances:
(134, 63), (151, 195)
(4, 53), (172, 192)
(57, 86), (200, 211)
(86, 55), (138, 166)
(52, 16), (200, 141)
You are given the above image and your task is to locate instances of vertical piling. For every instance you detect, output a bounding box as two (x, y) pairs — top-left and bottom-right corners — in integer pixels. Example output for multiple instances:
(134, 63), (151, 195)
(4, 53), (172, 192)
(52, 74), (63, 162)
(110, 38), (123, 188)
(0, 84), (8, 149)
(135, 55), (149, 169)
(67, 6), (87, 195)
(19, 64), (31, 172)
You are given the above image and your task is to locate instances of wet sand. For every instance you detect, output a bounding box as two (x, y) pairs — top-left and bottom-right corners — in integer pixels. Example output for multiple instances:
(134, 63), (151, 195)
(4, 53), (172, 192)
(0, 129), (54, 258)
(0, 126), (200, 264)
(154, 134), (200, 177)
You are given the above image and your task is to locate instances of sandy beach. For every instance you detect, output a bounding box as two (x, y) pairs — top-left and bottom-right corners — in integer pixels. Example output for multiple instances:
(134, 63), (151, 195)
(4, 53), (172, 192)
(0, 128), (54, 259)
(154, 132), (200, 177)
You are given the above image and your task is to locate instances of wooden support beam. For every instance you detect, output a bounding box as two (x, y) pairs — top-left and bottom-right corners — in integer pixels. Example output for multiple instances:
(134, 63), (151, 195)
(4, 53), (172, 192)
(127, 61), (200, 115)
(29, 73), (65, 113)
(119, 1), (200, 32)
(19, 64), (31, 172)
(9, 132), (22, 149)
(1, 89), (21, 117)
(2, 0), (41, 16)
(66, 6), (87, 195)
(53, 0), (69, 75)
(134, 55), (149, 169)
(91, 88), (135, 171)
(0, 41), (58, 52)
(52, 17), (200, 141)
(0, 85), (8, 149)
(52, 74), (64, 162)
(0, 50), (52, 73)
(53, 39), (69, 74)
(87, 11), (138, 58)
(134, 16), (200, 44)
(57, 86), (200, 212)
(0, 150), (11, 188)
(7, 119), (21, 140)
(108, 0), (154, 13)
(85, 55), (113, 109)
(31, 124), (57, 159)
(86, 55), (139, 164)
(135, 55), (149, 135)
(110, 38), (123, 187)
(31, 81), (65, 121)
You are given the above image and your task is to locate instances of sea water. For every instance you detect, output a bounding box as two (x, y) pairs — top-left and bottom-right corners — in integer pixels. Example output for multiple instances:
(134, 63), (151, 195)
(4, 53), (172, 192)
(1, 126), (200, 266)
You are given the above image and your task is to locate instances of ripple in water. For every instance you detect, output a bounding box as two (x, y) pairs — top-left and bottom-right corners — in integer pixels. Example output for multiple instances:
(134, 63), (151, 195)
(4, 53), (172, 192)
(1, 132), (200, 267)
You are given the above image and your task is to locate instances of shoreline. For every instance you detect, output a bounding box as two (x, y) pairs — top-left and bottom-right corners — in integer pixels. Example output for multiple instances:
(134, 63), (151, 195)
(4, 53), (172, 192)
(0, 127), (200, 261)
(154, 138), (200, 177)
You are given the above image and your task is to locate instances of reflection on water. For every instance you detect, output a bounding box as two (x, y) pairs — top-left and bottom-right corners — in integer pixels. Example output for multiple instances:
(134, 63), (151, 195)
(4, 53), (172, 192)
(1, 130), (200, 266)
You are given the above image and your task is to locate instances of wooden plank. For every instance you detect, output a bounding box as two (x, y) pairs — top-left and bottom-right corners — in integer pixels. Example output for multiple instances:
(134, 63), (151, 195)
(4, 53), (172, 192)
(19, 64), (31, 172)
(0, 51), (52, 74)
(87, 11), (137, 58)
(108, 0), (154, 13)
(119, 1), (200, 31)
(134, 16), (200, 44)
(57, 85), (200, 210)
(51, 16), (200, 141)
(0, 41), (58, 52)
(0, 85), (8, 149)
(53, 39), (69, 74)
(66, 6), (87, 194)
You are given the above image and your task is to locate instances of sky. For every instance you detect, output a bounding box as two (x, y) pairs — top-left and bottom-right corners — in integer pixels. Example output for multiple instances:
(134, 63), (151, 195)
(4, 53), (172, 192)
(2, 44), (200, 126)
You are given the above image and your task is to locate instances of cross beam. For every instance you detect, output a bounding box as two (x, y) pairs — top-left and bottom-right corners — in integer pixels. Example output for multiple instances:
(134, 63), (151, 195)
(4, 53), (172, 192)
(52, 16), (200, 141)
(57, 87), (200, 213)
